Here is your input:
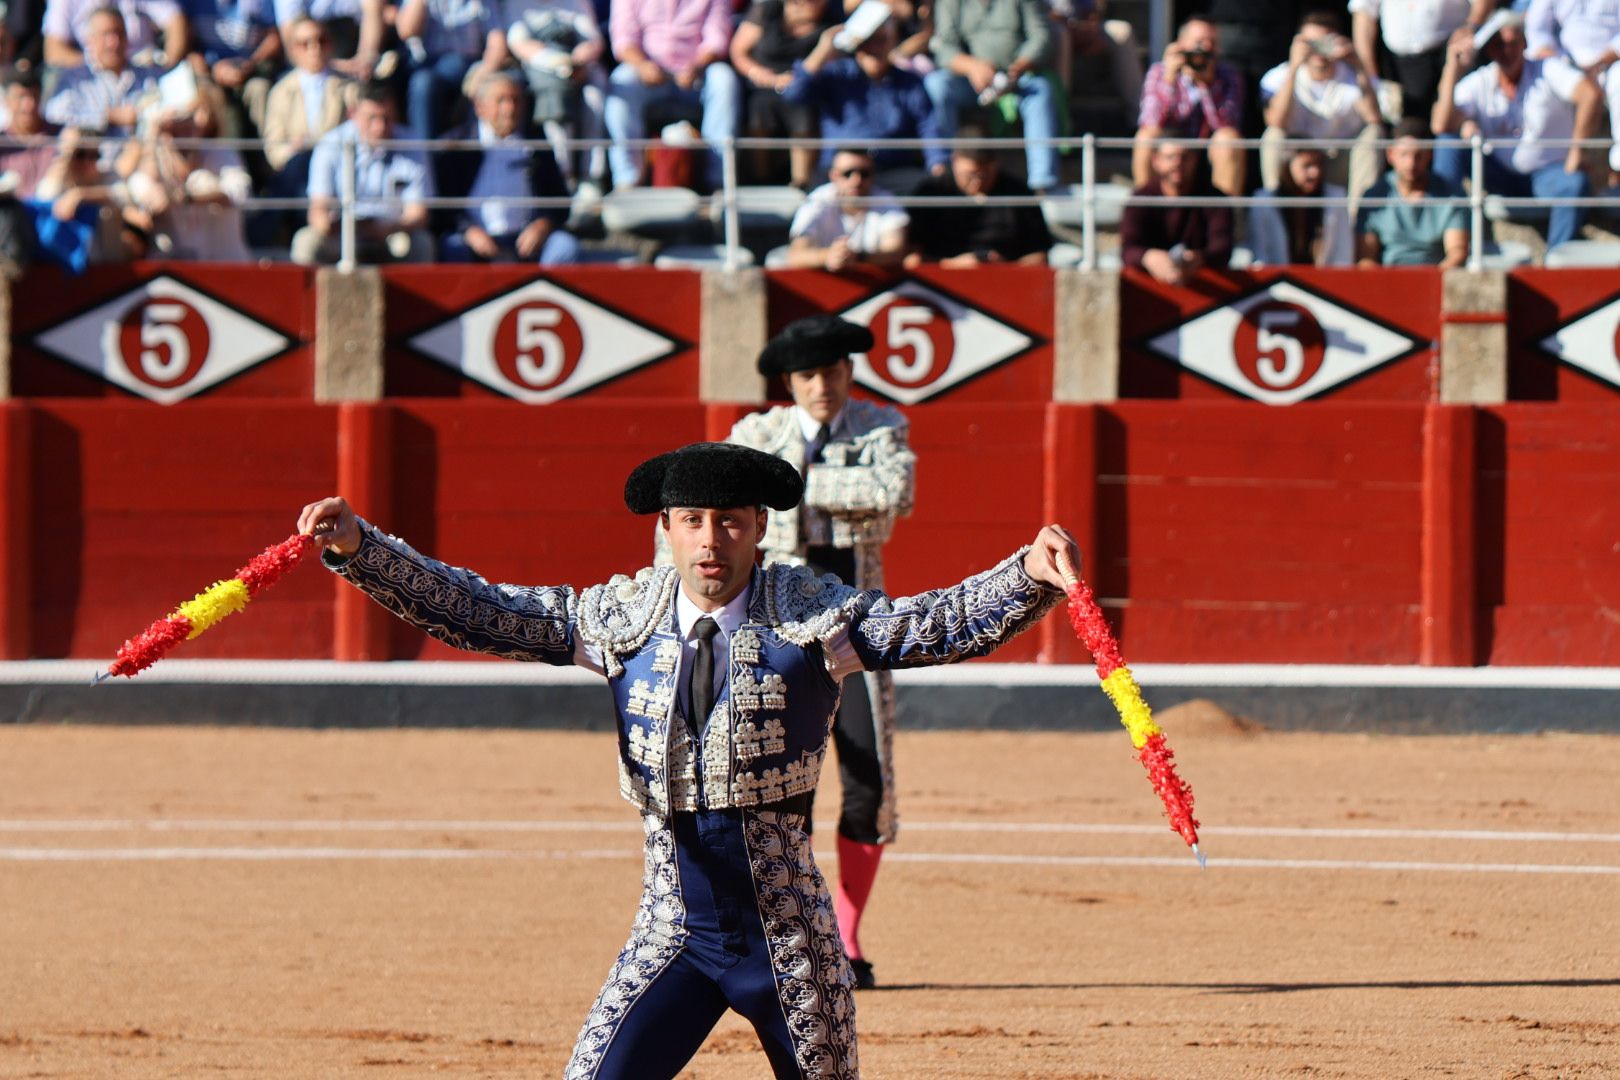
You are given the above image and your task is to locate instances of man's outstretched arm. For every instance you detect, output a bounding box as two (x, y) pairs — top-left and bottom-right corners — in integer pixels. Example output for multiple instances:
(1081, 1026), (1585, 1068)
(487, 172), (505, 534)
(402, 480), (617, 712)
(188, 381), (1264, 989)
(298, 497), (582, 666)
(844, 525), (1079, 671)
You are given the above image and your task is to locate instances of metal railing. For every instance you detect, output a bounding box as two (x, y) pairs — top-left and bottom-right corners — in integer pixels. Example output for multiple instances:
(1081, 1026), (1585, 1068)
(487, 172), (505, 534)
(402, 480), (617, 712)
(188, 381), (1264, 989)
(14, 131), (1615, 273)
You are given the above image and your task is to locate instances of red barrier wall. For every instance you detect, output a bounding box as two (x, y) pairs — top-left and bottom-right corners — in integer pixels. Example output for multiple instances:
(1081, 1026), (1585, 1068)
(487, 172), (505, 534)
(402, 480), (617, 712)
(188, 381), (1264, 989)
(4, 265), (1619, 667)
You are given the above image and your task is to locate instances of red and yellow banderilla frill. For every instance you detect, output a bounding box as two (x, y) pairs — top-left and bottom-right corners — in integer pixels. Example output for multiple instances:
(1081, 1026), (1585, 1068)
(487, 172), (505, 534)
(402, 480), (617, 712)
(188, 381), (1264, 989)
(95, 526), (329, 683)
(1057, 553), (1204, 866)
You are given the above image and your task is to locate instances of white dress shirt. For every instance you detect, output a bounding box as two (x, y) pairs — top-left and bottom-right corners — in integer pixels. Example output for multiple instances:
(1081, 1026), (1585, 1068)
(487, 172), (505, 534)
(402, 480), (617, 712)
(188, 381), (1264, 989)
(1348, 0), (1471, 56)
(1453, 56), (1585, 173)
(1258, 60), (1376, 138)
(1526, 0), (1620, 68)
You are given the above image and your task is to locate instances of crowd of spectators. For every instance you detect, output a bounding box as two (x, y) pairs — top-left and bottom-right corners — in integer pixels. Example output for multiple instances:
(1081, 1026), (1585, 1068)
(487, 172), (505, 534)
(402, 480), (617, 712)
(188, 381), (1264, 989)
(0, 0), (1612, 273)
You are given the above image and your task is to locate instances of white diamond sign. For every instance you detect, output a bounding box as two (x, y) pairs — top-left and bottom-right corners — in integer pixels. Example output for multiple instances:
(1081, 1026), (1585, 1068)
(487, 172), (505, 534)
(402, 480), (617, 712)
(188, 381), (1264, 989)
(1145, 280), (1420, 404)
(408, 279), (677, 403)
(838, 281), (1034, 404)
(1538, 296), (1620, 387)
(32, 275), (290, 404)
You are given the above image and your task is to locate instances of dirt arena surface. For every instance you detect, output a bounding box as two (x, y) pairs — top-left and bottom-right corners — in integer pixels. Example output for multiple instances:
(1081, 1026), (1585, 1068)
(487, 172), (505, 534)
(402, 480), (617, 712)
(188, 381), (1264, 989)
(3, 706), (1619, 1079)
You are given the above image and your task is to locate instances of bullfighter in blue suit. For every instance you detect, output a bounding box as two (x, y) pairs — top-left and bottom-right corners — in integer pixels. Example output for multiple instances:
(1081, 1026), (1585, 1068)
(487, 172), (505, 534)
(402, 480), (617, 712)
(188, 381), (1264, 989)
(296, 442), (1079, 1080)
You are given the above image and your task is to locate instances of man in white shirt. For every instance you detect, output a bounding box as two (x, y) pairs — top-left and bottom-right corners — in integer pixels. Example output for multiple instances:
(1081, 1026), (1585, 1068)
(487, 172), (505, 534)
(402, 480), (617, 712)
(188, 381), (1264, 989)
(1350, 0), (1472, 118)
(1259, 10), (1383, 196)
(1435, 10), (1596, 249)
(43, 7), (160, 135)
(1526, 0), (1620, 175)
(785, 147), (909, 270)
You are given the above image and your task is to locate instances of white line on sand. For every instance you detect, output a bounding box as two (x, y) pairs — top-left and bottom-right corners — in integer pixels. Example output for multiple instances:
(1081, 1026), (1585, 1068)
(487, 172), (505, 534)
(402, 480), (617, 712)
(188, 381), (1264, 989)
(1, 846), (1617, 875)
(1, 819), (1617, 843)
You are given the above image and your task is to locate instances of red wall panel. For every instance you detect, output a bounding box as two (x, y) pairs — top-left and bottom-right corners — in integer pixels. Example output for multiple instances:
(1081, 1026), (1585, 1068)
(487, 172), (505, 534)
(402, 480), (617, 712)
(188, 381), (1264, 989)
(1506, 270), (1620, 402)
(1479, 404), (1620, 664)
(28, 403), (338, 659)
(1088, 403), (1426, 663)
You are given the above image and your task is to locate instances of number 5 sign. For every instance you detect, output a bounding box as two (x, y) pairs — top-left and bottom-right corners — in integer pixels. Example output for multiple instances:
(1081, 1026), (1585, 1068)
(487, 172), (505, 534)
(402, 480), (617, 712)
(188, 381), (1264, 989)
(32, 275), (289, 403)
(1145, 280), (1420, 404)
(838, 281), (1033, 404)
(409, 279), (676, 403)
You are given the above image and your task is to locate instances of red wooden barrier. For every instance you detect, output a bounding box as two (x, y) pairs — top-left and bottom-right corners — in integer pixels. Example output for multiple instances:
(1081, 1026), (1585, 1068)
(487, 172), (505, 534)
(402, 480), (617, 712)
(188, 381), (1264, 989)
(1507, 269), (1620, 403)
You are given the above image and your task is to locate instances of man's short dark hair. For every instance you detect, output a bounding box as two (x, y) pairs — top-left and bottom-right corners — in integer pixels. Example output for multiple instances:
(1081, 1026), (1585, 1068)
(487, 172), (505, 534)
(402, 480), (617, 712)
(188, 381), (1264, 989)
(1392, 117), (1430, 143)
(951, 126), (997, 163)
(87, 5), (124, 26)
(0, 65), (41, 93)
(830, 146), (874, 161)
(1300, 9), (1342, 34)
(355, 80), (396, 110)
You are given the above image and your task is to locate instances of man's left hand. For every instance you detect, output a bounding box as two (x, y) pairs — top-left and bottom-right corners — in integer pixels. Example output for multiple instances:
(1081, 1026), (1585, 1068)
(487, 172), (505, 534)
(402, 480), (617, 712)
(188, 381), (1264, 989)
(515, 218), (553, 258)
(1023, 523), (1082, 589)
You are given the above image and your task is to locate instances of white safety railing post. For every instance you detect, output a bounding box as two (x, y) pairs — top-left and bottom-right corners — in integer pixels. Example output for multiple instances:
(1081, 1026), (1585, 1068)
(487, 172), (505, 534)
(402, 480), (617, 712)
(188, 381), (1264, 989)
(338, 133), (357, 272)
(1468, 133), (1485, 271)
(721, 136), (741, 272)
(1081, 132), (1097, 271)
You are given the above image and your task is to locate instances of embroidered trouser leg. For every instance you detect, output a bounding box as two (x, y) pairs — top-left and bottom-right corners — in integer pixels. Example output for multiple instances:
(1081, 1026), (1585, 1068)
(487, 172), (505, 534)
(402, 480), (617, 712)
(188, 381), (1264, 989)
(566, 809), (859, 1080)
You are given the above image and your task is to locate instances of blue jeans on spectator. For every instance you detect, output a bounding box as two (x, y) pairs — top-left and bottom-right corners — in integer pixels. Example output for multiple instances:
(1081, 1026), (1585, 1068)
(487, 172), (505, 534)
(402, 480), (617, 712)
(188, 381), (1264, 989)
(923, 68), (1060, 191)
(440, 227), (581, 264)
(1434, 136), (1589, 250)
(407, 52), (478, 138)
(604, 61), (740, 189)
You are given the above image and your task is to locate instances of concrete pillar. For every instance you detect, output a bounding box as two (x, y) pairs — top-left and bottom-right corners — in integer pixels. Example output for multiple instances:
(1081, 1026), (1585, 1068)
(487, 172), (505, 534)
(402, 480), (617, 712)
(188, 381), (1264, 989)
(315, 267), (385, 402)
(1439, 269), (1508, 405)
(700, 269), (767, 403)
(1052, 269), (1120, 403)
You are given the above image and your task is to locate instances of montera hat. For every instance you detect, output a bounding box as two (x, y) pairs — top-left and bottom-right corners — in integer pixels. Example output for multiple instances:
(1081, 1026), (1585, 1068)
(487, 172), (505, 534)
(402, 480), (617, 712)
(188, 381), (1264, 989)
(624, 442), (805, 515)
(757, 314), (875, 377)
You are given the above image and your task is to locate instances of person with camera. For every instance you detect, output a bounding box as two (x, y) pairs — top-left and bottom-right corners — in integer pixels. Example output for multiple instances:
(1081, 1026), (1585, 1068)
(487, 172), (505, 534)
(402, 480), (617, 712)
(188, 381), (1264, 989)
(1121, 138), (1232, 285)
(1133, 15), (1244, 196)
(1258, 10), (1382, 200)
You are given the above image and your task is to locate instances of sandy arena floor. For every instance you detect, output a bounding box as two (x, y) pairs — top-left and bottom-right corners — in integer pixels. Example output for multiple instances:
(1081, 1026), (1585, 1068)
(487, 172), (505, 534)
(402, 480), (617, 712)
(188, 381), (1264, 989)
(2, 706), (1618, 1079)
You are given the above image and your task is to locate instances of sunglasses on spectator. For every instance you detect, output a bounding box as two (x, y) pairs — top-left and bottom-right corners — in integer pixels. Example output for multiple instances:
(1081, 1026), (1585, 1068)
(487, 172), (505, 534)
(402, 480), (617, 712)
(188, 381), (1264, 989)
(835, 166), (873, 179)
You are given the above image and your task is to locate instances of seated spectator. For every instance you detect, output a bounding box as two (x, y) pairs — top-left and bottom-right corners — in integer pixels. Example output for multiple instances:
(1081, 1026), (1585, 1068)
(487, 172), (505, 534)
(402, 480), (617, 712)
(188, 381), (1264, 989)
(117, 78), (251, 258)
(273, 0), (387, 79)
(603, 0), (738, 191)
(730, 0), (835, 188)
(1259, 10), (1382, 200)
(1356, 116), (1467, 266)
(435, 71), (580, 263)
(785, 16), (946, 192)
(396, 0), (503, 137)
(1122, 138), (1232, 284)
(185, 0), (282, 137)
(786, 145), (908, 267)
(1134, 16), (1245, 196)
(905, 138), (1050, 265)
(0, 66), (60, 198)
(1246, 145), (1354, 266)
(263, 16), (355, 190)
(1434, 11), (1594, 251)
(43, 6), (162, 136)
(43, 0), (187, 67)
(35, 127), (145, 264)
(1049, 0), (1142, 126)
(1350, 0), (1469, 120)
(502, 0), (608, 190)
(1524, 0), (1620, 183)
(852, 0), (932, 72)
(292, 81), (434, 264)
(925, 0), (1060, 193)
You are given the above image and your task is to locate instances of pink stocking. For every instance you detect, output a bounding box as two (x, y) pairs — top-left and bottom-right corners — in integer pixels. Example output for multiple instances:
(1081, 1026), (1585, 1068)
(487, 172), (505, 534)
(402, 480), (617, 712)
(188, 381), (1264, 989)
(834, 834), (884, 959)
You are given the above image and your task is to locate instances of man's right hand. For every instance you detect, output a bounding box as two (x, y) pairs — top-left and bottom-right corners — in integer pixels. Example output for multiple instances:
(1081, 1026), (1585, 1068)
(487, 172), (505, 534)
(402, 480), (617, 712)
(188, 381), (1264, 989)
(824, 236), (853, 271)
(297, 497), (361, 556)
(1288, 34), (1312, 67)
(1142, 248), (1184, 286)
(962, 55), (998, 94)
(637, 59), (667, 85)
(464, 225), (500, 259)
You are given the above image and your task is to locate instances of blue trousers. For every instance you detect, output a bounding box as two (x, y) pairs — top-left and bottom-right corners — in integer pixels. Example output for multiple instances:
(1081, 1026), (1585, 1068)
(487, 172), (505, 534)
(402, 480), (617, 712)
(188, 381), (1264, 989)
(406, 52), (477, 138)
(923, 68), (1061, 190)
(1433, 138), (1589, 250)
(439, 227), (581, 265)
(603, 61), (740, 189)
(565, 809), (858, 1079)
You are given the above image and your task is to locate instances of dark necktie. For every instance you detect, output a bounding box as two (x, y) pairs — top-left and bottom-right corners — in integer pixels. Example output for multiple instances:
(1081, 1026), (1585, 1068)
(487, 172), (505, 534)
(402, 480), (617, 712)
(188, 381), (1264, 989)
(687, 617), (720, 735)
(807, 423), (832, 464)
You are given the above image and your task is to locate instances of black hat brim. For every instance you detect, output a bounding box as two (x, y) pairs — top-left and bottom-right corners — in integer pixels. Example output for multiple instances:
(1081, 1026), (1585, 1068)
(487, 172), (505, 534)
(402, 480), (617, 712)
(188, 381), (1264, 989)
(624, 442), (804, 515)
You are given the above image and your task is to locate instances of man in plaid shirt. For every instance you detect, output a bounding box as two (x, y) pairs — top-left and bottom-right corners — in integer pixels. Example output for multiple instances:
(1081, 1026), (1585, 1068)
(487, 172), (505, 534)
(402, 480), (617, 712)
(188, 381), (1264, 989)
(1133, 14), (1245, 195)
